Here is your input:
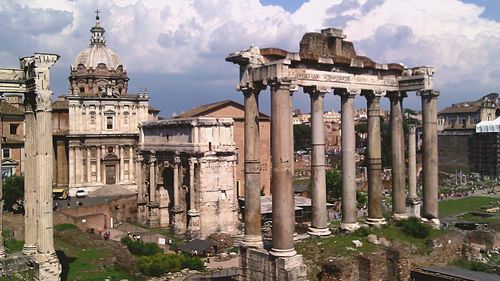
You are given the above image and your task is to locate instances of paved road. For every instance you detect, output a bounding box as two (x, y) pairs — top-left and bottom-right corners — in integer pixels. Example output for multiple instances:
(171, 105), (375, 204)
(54, 194), (132, 209)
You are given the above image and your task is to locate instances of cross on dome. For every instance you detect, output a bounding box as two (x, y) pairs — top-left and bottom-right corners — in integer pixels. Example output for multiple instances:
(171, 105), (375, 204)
(90, 10), (106, 45)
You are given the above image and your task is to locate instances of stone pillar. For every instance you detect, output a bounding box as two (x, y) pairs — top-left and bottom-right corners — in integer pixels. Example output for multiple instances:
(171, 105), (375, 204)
(335, 88), (359, 232)
(136, 154), (146, 225)
(407, 125), (421, 218)
(149, 155), (156, 203)
(0, 95), (5, 259)
(68, 146), (75, 185)
(75, 146), (81, 184)
(171, 157), (184, 233)
(418, 90), (440, 227)
(388, 91), (408, 220)
(129, 146), (134, 181)
(23, 99), (37, 255)
(120, 146), (125, 183)
(270, 79), (297, 257)
(24, 54), (62, 280)
(87, 147), (91, 183)
(304, 86), (330, 236)
(241, 83), (264, 247)
(56, 140), (68, 186)
(96, 147), (101, 183)
(187, 157), (200, 238)
(363, 90), (386, 226)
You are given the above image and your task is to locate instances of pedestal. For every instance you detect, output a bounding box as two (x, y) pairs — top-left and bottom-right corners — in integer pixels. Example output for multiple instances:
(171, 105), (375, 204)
(33, 253), (61, 281)
(187, 209), (201, 239)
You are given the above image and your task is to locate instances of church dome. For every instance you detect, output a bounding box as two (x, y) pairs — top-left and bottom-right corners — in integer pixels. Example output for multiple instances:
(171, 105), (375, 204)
(73, 13), (123, 70)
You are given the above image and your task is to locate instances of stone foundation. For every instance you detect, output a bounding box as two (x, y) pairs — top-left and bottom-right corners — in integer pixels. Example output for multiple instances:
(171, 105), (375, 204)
(0, 253), (33, 276)
(33, 253), (61, 281)
(240, 246), (307, 281)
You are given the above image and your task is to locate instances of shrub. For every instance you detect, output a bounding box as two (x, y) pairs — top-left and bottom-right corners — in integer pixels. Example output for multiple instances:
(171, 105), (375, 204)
(121, 236), (162, 256)
(396, 217), (431, 239)
(352, 227), (370, 237)
(137, 253), (205, 277)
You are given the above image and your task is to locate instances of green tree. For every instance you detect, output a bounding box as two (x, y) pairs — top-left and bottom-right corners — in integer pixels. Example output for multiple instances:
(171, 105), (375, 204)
(2, 176), (24, 211)
(293, 124), (311, 151)
(326, 169), (342, 201)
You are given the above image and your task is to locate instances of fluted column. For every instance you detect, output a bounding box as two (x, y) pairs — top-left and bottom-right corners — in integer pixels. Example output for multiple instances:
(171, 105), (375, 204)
(419, 90), (440, 227)
(336, 88), (359, 232)
(0, 94), (5, 259)
(22, 100), (37, 255)
(149, 155), (156, 203)
(96, 147), (101, 183)
(187, 157), (200, 237)
(407, 125), (421, 218)
(305, 86), (331, 236)
(363, 90), (386, 226)
(241, 83), (264, 247)
(388, 91), (408, 220)
(87, 147), (91, 183)
(129, 146), (134, 181)
(270, 79), (297, 257)
(120, 146), (125, 183)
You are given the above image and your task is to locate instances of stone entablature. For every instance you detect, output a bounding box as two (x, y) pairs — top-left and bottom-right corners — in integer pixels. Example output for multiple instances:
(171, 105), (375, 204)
(137, 117), (239, 238)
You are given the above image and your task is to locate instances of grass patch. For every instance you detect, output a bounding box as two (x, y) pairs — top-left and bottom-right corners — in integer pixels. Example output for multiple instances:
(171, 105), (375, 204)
(2, 229), (24, 254)
(450, 258), (496, 274)
(54, 226), (140, 281)
(54, 223), (79, 232)
(0, 273), (30, 281)
(438, 196), (500, 217)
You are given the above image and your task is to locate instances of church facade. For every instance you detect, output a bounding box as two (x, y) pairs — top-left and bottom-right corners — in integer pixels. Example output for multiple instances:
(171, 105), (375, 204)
(53, 14), (158, 194)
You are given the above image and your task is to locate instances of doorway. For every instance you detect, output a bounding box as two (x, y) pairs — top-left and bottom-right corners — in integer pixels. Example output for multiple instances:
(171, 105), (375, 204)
(105, 165), (116, 184)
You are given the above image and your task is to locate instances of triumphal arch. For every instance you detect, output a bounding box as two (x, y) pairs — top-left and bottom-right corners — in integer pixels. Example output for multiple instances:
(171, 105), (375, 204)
(227, 28), (439, 280)
(0, 53), (61, 279)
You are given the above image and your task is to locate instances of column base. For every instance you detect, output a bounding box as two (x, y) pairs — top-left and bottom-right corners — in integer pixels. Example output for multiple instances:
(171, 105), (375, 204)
(421, 217), (440, 229)
(33, 252), (61, 281)
(22, 244), (38, 256)
(392, 213), (409, 221)
(307, 226), (331, 237)
(270, 247), (297, 257)
(242, 235), (264, 248)
(340, 222), (359, 232)
(408, 199), (422, 218)
(366, 217), (387, 226)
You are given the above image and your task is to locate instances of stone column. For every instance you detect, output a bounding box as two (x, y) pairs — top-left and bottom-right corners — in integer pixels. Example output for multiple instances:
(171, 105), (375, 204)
(68, 146), (75, 185)
(241, 83), (264, 247)
(96, 147), (101, 183)
(56, 140), (68, 186)
(27, 54), (61, 280)
(136, 154), (146, 225)
(270, 79), (297, 257)
(304, 86), (331, 236)
(363, 90), (386, 226)
(418, 90), (440, 227)
(335, 88), (359, 232)
(23, 99), (37, 255)
(87, 147), (91, 183)
(120, 146), (125, 182)
(407, 125), (421, 218)
(129, 146), (134, 181)
(388, 91), (408, 220)
(149, 155), (156, 203)
(187, 158), (200, 237)
(0, 95), (5, 259)
(74, 146), (81, 184)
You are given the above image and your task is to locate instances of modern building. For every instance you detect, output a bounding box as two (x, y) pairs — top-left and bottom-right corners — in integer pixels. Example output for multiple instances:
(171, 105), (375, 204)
(1, 98), (24, 177)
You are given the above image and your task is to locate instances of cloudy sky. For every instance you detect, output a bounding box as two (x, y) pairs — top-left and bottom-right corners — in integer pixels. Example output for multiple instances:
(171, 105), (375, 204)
(2, 0), (500, 116)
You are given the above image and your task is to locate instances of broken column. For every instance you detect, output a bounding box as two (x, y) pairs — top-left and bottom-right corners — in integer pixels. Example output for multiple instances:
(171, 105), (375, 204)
(305, 86), (331, 236)
(241, 83), (264, 247)
(419, 90), (440, 228)
(407, 125), (421, 218)
(364, 90), (386, 226)
(388, 91), (408, 220)
(336, 88), (359, 232)
(270, 79), (297, 257)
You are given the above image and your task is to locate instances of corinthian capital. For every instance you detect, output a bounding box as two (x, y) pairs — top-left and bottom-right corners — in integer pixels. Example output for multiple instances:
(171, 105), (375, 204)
(417, 89), (440, 98)
(239, 82), (266, 95)
(269, 78), (299, 92)
(303, 85), (331, 96)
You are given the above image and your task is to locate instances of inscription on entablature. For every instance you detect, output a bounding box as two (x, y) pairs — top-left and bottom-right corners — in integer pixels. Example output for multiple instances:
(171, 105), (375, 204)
(289, 69), (398, 88)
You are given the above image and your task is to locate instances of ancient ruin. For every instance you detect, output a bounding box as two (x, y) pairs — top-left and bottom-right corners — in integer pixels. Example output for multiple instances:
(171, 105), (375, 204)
(137, 117), (239, 238)
(227, 27), (439, 280)
(0, 53), (61, 279)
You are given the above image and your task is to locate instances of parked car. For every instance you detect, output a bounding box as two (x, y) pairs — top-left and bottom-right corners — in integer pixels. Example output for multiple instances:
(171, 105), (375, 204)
(75, 189), (88, 198)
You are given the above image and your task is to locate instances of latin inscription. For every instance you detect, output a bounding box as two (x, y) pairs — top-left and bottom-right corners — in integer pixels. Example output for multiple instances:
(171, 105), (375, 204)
(290, 69), (398, 87)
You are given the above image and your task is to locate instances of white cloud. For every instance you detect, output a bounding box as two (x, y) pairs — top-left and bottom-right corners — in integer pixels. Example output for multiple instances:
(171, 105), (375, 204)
(1, 0), (500, 113)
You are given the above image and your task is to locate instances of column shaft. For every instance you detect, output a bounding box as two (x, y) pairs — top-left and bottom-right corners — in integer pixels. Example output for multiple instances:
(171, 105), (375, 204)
(96, 147), (101, 183)
(389, 92), (407, 219)
(120, 146), (125, 182)
(87, 147), (91, 183)
(420, 90), (439, 224)
(270, 81), (296, 257)
(408, 126), (417, 199)
(68, 147), (74, 185)
(0, 103), (5, 258)
(23, 108), (37, 255)
(307, 90), (330, 235)
(337, 89), (358, 231)
(149, 157), (156, 202)
(242, 88), (263, 247)
(129, 146), (134, 181)
(365, 93), (385, 225)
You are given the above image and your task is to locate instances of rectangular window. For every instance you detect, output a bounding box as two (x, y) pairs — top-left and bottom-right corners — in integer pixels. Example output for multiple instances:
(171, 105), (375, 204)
(9, 124), (18, 135)
(2, 149), (10, 158)
(106, 116), (113, 130)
